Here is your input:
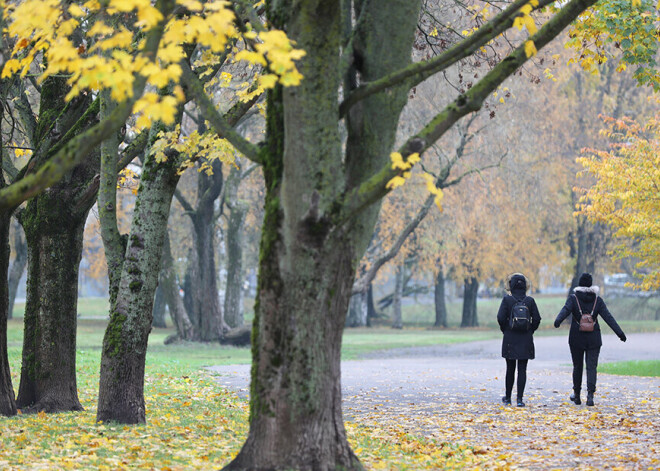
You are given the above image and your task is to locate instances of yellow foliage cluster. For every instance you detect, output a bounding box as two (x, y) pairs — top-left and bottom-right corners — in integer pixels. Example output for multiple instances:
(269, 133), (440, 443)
(576, 114), (660, 290)
(2, 0), (304, 129)
(387, 152), (444, 211)
(513, 0), (538, 58)
(149, 124), (237, 174)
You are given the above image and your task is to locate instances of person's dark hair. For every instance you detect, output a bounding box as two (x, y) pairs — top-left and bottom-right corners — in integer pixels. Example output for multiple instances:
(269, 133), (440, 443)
(578, 273), (593, 287)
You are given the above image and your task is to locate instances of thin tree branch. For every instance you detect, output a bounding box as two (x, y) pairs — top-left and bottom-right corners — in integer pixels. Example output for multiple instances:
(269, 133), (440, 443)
(339, 0), (554, 117)
(339, 0), (598, 224)
(174, 188), (195, 215)
(180, 60), (262, 164)
(117, 129), (149, 171)
(0, 3), (170, 212)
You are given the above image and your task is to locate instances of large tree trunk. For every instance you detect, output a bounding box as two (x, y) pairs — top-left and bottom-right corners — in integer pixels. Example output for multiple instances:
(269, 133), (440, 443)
(434, 267), (448, 327)
(0, 177), (17, 416)
(224, 0), (420, 467)
(16, 199), (89, 412)
(226, 0), (419, 468)
(15, 74), (98, 413)
(96, 152), (180, 424)
(7, 220), (27, 319)
(460, 277), (479, 327)
(391, 262), (404, 329)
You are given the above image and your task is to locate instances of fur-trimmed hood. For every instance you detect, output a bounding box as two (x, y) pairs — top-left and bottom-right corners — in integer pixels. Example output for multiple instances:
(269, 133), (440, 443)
(574, 285), (600, 296)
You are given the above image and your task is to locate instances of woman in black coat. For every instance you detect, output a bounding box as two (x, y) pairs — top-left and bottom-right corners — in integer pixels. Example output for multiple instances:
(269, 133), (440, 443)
(497, 273), (541, 407)
(554, 272), (626, 406)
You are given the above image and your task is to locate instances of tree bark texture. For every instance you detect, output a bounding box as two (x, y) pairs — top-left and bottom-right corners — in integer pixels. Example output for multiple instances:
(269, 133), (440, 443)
(16, 198), (89, 412)
(434, 267), (448, 328)
(97, 153), (180, 424)
(7, 220), (27, 320)
(0, 177), (17, 416)
(226, 1), (420, 469)
(460, 277), (479, 328)
(15, 75), (99, 413)
(391, 262), (404, 329)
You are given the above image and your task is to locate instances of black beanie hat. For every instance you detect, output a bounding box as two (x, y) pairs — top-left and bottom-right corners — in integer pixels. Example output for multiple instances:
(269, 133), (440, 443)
(510, 274), (526, 290)
(578, 273), (592, 287)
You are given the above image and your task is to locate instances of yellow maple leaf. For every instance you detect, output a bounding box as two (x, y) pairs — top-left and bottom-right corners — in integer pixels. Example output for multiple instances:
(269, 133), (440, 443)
(524, 40), (537, 58)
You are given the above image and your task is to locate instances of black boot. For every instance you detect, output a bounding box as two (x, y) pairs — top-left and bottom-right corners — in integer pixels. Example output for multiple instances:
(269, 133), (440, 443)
(570, 391), (581, 405)
(516, 397), (525, 407)
(502, 396), (511, 405)
(586, 392), (594, 406)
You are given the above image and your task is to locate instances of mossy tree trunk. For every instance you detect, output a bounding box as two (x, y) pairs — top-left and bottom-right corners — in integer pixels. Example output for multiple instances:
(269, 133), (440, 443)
(225, 1), (419, 469)
(15, 74), (99, 413)
(17, 204), (89, 412)
(0, 175), (17, 417)
(96, 151), (181, 424)
(460, 277), (479, 327)
(7, 220), (27, 320)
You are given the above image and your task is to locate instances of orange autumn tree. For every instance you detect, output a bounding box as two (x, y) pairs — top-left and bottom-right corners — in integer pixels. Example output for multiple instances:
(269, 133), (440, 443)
(576, 113), (660, 290)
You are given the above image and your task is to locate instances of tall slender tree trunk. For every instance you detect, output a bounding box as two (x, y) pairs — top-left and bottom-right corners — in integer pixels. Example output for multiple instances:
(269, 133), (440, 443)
(224, 193), (248, 328)
(191, 214), (225, 339)
(568, 216), (599, 294)
(460, 277), (479, 327)
(366, 283), (377, 326)
(151, 283), (167, 328)
(16, 200), (89, 412)
(97, 152), (180, 424)
(7, 220), (27, 319)
(0, 177), (17, 416)
(391, 262), (404, 329)
(162, 231), (194, 341)
(434, 267), (448, 328)
(180, 157), (225, 340)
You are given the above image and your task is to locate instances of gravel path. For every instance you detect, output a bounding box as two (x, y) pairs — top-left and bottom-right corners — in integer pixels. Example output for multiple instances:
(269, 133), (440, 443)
(209, 333), (660, 406)
(208, 333), (660, 469)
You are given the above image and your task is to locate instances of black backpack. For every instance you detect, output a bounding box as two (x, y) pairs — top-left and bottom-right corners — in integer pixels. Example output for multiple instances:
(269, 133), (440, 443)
(510, 296), (531, 332)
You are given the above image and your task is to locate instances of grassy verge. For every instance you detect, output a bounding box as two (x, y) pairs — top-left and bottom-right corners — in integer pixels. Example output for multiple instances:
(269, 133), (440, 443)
(2, 317), (499, 469)
(599, 360), (660, 377)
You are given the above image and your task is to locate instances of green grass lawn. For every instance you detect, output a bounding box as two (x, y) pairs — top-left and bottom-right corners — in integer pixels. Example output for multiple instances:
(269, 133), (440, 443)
(3, 302), (502, 470)
(599, 360), (660, 377)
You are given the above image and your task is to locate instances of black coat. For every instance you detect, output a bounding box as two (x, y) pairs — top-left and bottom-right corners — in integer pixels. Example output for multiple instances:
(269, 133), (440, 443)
(497, 288), (542, 360)
(554, 286), (625, 350)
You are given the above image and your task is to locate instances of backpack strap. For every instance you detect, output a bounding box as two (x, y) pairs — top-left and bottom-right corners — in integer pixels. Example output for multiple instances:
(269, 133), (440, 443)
(573, 293), (598, 322)
(572, 294), (583, 315)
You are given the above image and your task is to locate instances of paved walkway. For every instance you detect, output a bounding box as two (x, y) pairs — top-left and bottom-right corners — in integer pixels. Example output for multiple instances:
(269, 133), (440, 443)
(209, 333), (660, 469)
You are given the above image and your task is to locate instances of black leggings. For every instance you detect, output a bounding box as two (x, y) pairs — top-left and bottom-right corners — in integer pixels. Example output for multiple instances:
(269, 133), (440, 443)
(505, 359), (528, 400)
(570, 346), (600, 393)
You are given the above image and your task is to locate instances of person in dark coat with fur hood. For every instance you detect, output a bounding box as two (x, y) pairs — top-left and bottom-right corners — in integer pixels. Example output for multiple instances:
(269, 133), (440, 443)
(497, 273), (541, 407)
(554, 272), (627, 406)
